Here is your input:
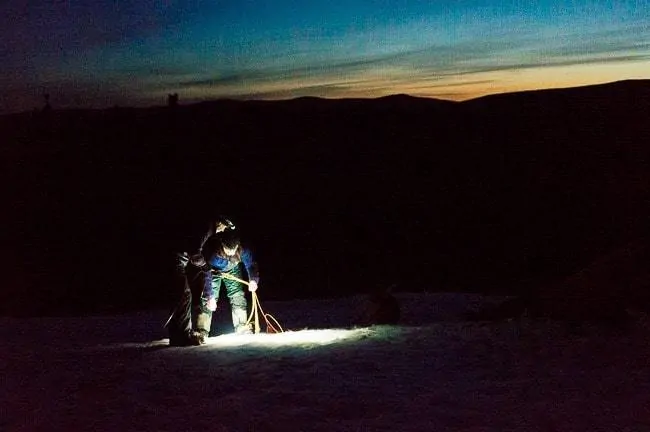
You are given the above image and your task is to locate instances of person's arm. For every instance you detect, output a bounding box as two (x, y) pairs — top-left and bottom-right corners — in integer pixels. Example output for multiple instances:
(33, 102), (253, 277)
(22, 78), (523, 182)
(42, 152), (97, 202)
(199, 268), (217, 311)
(240, 248), (259, 284)
(190, 224), (215, 266)
(197, 223), (215, 255)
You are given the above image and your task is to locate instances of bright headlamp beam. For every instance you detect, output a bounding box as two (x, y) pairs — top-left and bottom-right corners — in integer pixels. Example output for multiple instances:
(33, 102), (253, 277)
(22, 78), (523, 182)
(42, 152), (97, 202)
(202, 328), (369, 347)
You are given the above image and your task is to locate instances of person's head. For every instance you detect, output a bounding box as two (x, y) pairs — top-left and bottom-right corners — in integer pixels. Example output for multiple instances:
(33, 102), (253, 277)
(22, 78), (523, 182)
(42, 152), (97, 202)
(220, 230), (241, 257)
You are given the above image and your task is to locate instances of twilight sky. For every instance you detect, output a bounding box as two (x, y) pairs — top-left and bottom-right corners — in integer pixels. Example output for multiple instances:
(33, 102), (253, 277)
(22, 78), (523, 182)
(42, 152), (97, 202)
(2, 0), (649, 113)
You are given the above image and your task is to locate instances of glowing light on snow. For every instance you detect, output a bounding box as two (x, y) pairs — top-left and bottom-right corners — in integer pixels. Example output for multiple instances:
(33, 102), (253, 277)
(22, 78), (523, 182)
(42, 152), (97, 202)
(202, 328), (370, 347)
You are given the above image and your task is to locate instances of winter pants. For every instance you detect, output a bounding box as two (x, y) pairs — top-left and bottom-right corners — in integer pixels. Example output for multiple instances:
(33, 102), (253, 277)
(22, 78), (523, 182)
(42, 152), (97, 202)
(212, 263), (251, 333)
(168, 253), (213, 339)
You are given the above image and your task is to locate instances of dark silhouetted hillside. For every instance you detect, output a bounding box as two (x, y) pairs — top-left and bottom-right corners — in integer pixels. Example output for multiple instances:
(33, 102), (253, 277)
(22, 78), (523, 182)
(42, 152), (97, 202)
(1, 79), (649, 316)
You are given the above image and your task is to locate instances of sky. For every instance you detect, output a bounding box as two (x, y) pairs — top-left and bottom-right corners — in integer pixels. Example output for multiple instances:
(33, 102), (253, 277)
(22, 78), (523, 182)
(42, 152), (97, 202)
(2, 293), (650, 431)
(2, 0), (650, 113)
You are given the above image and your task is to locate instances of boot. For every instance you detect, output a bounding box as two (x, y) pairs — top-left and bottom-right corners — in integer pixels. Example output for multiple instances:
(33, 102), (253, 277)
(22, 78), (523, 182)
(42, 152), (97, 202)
(232, 308), (252, 334)
(192, 309), (212, 343)
(189, 330), (208, 345)
(169, 330), (195, 347)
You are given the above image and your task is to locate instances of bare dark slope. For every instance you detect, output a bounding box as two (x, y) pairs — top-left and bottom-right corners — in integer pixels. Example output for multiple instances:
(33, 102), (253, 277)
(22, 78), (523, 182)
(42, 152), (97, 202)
(1, 80), (648, 315)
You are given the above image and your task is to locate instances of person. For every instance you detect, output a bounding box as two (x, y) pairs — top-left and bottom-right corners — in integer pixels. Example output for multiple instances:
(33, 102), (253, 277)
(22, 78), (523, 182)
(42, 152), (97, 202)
(166, 216), (236, 346)
(202, 229), (260, 337)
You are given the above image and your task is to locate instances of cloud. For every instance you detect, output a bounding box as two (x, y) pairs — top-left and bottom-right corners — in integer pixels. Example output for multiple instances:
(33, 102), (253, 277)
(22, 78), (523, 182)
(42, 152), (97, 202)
(172, 25), (650, 92)
(3, 1), (649, 111)
(226, 83), (367, 100)
(176, 71), (271, 88)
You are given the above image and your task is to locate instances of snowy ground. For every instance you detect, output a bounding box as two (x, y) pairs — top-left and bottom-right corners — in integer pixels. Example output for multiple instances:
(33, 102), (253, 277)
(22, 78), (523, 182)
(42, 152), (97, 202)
(1, 293), (650, 431)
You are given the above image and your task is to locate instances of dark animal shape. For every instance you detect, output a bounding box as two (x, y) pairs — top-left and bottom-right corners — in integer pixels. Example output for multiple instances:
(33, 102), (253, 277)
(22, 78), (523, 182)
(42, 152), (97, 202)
(356, 288), (401, 326)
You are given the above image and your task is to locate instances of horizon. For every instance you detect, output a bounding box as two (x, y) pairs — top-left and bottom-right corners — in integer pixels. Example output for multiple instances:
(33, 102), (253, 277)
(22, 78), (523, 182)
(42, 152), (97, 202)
(2, 78), (647, 117)
(2, 63), (649, 318)
(2, 0), (650, 114)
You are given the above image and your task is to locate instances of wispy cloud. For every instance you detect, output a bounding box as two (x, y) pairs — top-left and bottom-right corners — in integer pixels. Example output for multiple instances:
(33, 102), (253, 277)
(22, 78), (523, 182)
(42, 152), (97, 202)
(3, 0), (650, 112)
(159, 22), (650, 101)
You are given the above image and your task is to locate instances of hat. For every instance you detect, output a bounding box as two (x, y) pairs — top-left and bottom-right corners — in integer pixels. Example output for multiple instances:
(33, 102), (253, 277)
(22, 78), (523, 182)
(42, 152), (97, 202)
(216, 215), (236, 230)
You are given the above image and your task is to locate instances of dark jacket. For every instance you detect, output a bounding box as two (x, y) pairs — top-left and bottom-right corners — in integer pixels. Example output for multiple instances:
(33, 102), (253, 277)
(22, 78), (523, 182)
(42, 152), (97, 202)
(207, 246), (259, 283)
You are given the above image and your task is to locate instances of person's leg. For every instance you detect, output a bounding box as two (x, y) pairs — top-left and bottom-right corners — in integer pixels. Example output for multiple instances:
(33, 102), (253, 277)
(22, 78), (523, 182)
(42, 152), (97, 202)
(168, 254), (193, 345)
(188, 264), (214, 344)
(223, 265), (251, 334)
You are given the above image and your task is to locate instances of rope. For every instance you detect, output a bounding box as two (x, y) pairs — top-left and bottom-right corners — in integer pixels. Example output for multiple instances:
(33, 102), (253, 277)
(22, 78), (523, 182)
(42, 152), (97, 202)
(219, 272), (284, 334)
(247, 291), (285, 334)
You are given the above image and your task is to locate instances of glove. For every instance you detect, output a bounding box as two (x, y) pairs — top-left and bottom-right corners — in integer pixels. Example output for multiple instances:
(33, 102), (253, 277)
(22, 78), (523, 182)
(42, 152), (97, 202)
(190, 253), (206, 267)
(206, 298), (217, 311)
(248, 280), (258, 292)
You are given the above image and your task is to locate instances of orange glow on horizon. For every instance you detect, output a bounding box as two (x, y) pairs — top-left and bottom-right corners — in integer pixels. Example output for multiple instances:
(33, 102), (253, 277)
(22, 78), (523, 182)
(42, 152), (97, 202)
(157, 59), (650, 105)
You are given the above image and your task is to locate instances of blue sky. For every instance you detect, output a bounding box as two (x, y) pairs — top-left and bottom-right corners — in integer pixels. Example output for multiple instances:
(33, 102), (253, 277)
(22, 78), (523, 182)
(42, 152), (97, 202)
(2, 0), (649, 112)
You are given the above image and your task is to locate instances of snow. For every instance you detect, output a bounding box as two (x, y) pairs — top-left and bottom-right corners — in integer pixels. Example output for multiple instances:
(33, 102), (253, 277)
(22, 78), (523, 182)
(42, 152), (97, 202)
(1, 293), (650, 431)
